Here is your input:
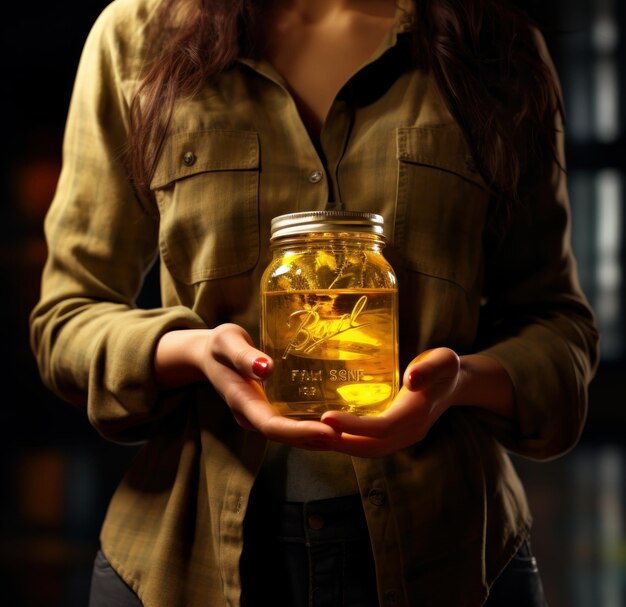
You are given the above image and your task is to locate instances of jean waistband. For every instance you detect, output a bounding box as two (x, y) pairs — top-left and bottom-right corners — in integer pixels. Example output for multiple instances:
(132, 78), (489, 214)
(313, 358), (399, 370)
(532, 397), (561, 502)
(245, 493), (368, 544)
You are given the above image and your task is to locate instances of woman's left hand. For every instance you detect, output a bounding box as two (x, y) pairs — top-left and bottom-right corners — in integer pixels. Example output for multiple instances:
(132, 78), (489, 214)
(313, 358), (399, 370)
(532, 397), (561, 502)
(320, 347), (461, 457)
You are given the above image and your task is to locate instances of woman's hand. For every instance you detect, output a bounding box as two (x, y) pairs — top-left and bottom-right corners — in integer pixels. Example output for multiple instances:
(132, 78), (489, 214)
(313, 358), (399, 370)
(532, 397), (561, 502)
(319, 348), (462, 457)
(154, 325), (340, 449)
(319, 348), (515, 458)
(155, 330), (514, 456)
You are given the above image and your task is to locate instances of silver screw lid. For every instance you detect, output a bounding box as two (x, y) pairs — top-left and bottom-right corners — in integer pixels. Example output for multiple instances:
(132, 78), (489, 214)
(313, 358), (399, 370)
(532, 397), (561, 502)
(270, 210), (385, 241)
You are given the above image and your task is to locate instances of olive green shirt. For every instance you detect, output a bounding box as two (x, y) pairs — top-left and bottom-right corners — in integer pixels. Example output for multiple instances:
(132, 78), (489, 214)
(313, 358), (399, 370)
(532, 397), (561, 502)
(30, 0), (599, 605)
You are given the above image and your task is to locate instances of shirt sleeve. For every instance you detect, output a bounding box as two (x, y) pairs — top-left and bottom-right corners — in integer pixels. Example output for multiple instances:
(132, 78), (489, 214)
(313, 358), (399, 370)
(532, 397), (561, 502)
(29, 2), (207, 444)
(474, 34), (599, 460)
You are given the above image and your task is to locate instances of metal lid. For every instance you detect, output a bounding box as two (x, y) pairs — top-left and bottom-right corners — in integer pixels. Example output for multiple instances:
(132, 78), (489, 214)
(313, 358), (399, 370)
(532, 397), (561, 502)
(270, 210), (385, 241)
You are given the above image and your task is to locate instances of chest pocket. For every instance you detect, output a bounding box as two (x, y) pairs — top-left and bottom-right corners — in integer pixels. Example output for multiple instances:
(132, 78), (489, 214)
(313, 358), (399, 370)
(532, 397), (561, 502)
(394, 125), (490, 293)
(151, 129), (260, 284)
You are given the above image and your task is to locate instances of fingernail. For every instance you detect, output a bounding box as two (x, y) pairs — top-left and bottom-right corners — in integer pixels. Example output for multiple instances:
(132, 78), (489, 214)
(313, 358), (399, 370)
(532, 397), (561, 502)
(322, 418), (341, 432)
(252, 357), (270, 379)
(408, 370), (422, 391)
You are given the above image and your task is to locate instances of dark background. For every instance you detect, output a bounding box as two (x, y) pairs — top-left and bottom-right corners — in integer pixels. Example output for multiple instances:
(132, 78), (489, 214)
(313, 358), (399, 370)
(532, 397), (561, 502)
(1, 1), (624, 605)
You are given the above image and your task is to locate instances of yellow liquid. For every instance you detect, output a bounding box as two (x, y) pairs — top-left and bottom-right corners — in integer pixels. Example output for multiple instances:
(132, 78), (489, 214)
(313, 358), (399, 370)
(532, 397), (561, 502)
(261, 289), (398, 419)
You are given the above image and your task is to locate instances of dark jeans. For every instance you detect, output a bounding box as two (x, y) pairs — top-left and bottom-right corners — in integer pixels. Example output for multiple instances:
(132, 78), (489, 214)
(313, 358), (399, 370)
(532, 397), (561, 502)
(88, 550), (142, 607)
(240, 493), (379, 607)
(485, 539), (549, 607)
(241, 492), (549, 607)
(89, 495), (549, 607)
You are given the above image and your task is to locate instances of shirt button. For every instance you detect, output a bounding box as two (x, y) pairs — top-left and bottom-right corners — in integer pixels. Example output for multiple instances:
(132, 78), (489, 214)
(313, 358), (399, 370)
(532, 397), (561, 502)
(308, 169), (324, 184)
(368, 488), (386, 507)
(183, 151), (197, 166)
(307, 514), (325, 530)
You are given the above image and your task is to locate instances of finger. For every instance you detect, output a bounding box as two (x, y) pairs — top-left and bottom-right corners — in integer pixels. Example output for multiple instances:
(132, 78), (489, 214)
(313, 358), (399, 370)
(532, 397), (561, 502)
(404, 347), (460, 392)
(215, 366), (274, 424)
(323, 433), (396, 458)
(217, 369), (340, 445)
(259, 415), (341, 446)
(321, 410), (393, 439)
(320, 386), (420, 438)
(323, 401), (432, 457)
(209, 323), (274, 380)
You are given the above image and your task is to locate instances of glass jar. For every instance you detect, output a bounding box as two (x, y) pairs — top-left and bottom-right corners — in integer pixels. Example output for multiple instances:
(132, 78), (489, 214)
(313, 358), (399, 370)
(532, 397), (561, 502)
(260, 210), (399, 420)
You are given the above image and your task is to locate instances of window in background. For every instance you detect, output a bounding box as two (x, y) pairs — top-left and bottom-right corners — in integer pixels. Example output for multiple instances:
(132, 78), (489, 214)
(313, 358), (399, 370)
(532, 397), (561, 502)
(518, 3), (626, 607)
(568, 447), (624, 607)
(561, 0), (624, 361)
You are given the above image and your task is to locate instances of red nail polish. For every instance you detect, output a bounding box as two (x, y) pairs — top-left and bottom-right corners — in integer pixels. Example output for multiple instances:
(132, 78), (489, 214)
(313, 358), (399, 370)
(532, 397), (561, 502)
(322, 418), (341, 431)
(408, 370), (422, 391)
(252, 357), (270, 378)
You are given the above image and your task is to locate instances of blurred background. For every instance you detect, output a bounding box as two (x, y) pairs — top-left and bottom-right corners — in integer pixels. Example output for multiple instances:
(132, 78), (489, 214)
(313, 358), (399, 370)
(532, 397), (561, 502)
(0, 0), (624, 605)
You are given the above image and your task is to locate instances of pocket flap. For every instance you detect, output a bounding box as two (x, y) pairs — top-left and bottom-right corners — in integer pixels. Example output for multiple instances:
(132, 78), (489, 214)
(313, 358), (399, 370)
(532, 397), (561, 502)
(396, 126), (486, 190)
(151, 129), (259, 189)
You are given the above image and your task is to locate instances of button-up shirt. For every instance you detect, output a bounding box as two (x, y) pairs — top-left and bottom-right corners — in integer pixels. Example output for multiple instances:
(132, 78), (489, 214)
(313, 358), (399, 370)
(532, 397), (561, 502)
(30, 0), (599, 605)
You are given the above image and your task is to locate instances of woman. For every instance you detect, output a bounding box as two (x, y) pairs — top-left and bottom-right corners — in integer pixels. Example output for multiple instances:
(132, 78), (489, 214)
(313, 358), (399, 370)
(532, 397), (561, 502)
(30, 0), (598, 605)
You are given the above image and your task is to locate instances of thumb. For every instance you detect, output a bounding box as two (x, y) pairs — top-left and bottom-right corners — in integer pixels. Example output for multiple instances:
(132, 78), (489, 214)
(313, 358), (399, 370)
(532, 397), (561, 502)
(404, 348), (460, 393)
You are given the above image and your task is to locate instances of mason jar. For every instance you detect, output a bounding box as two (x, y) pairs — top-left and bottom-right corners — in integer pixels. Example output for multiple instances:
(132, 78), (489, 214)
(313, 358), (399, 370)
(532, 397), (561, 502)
(260, 210), (399, 420)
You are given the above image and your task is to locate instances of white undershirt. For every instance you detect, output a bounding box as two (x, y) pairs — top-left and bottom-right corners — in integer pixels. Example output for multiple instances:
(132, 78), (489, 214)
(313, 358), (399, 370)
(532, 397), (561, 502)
(256, 441), (361, 502)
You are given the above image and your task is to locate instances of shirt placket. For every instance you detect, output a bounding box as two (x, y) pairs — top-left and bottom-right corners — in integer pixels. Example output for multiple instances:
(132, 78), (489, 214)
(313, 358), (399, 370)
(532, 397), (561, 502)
(237, 57), (331, 213)
(319, 96), (352, 209)
(351, 456), (408, 607)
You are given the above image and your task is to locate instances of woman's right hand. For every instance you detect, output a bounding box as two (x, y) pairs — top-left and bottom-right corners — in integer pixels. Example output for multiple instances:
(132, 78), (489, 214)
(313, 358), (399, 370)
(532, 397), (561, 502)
(154, 324), (340, 449)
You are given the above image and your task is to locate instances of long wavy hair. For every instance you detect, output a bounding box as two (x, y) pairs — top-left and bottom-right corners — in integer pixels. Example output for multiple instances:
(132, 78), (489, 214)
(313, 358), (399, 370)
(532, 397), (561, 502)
(128, 0), (562, 208)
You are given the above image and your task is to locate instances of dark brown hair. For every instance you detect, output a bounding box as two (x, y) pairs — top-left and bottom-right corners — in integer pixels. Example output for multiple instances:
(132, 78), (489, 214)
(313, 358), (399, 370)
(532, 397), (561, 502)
(410, 1), (561, 202)
(128, 0), (259, 196)
(128, 0), (561, 204)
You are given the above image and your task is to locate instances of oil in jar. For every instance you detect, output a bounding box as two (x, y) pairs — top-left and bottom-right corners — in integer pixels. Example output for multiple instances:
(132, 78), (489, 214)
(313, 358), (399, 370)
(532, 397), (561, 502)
(260, 211), (399, 420)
